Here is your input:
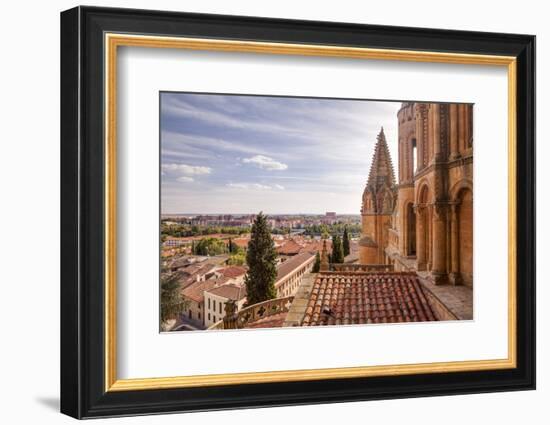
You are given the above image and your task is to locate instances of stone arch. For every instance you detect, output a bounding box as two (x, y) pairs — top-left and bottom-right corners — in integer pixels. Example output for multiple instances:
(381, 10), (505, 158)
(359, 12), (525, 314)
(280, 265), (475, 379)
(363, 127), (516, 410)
(450, 179), (473, 203)
(405, 202), (416, 256)
(362, 188), (375, 213)
(416, 180), (431, 205)
(379, 186), (394, 213)
(415, 182), (431, 271)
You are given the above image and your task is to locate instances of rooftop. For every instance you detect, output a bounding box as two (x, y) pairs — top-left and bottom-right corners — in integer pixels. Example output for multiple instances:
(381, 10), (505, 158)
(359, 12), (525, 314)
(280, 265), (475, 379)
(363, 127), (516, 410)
(182, 276), (231, 303)
(276, 251), (315, 285)
(218, 265), (247, 279)
(300, 271), (438, 326)
(276, 239), (303, 255)
(206, 284), (247, 301)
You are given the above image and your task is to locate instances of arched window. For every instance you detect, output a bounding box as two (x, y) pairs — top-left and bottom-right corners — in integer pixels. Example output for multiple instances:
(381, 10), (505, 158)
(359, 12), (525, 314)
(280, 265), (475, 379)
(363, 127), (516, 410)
(412, 138), (417, 173)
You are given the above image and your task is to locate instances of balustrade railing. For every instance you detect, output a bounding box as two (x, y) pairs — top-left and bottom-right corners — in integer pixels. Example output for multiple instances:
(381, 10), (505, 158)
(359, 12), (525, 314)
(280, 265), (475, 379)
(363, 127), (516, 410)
(331, 263), (394, 272)
(207, 295), (295, 330)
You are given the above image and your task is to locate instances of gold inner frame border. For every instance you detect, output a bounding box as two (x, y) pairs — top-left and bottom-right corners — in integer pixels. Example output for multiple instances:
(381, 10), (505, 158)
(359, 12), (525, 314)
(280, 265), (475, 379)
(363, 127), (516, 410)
(104, 33), (517, 392)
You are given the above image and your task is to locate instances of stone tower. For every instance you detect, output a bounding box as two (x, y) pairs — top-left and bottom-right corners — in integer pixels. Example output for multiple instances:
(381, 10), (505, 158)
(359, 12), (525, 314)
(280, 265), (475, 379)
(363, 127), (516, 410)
(359, 128), (396, 264)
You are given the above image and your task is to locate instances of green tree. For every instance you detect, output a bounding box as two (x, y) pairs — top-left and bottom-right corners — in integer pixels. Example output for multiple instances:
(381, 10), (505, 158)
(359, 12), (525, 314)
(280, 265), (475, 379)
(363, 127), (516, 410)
(160, 273), (189, 329)
(227, 252), (246, 266)
(245, 212), (277, 305)
(342, 227), (350, 257)
(194, 237), (226, 256)
(312, 251), (321, 273)
(331, 234), (344, 264)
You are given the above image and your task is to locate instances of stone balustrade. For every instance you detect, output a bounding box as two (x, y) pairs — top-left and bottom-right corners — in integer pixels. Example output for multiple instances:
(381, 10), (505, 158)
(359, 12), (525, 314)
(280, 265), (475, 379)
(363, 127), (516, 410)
(207, 295), (295, 330)
(331, 263), (394, 272)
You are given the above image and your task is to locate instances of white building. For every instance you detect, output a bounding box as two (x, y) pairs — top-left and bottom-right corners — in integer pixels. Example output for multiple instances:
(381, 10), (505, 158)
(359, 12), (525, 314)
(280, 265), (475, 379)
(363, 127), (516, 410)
(203, 284), (247, 328)
(275, 251), (316, 298)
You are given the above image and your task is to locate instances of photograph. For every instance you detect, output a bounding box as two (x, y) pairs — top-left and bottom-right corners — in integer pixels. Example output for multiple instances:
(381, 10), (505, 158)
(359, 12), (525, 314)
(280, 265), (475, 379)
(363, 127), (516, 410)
(57, 4), (536, 420)
(159, 93), (474, 331)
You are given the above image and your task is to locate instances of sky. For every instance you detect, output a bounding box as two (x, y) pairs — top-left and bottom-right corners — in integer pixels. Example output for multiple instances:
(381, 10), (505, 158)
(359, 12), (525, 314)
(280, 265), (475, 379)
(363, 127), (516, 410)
(160, 92), (401, 215)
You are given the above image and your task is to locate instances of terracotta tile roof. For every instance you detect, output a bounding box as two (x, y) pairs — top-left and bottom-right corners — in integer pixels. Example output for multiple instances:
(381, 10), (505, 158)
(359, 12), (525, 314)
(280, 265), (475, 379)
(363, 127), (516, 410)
(299, 240), (332, 254)
(180, 262), (217, 277)
(206, 284), (247, 301)
(276, 239), (303, 255)
(182, 280), (217, 303)
(218, 266), (247, 279)
(182, 276), (231, 303)
(231, 237), (250, 249)
(276, 252), (315, 284)
(301, 272), (437, 326)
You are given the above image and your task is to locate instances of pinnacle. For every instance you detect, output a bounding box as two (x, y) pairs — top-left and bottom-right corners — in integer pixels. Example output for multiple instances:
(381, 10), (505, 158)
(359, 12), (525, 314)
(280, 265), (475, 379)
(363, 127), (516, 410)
(365, 127), (396, 190)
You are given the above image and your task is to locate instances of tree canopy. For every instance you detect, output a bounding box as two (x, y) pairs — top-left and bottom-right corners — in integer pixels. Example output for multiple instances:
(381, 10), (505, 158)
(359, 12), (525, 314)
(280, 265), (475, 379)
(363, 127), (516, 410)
(331, 234), (345, 264)
(160, 273), (188, 326)
(342, 226), (350, 257)
(244, 213), (277, 305)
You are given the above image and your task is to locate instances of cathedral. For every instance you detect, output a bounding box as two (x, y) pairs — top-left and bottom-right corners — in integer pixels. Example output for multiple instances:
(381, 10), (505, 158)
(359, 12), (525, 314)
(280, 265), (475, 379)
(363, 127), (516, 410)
(211, 101), (474, 330)
(359, 102), (474, 287)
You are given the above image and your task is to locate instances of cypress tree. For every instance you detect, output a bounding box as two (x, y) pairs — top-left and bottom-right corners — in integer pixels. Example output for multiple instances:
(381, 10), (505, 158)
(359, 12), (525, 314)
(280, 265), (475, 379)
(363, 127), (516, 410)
(342, 227), (350, 257)
(160, 273), (188, 327)
(331, 234), (344, 264)
(312, 251), (321, 273)
(245, 212), (277, 305)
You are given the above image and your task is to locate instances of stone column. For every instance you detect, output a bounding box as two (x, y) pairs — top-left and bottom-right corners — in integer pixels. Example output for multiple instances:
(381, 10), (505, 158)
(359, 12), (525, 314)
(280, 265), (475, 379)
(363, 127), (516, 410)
(415, 110), (423, 171)
(223, 300), (239, 330)
(415, 205), (426, 271)
(432, 104), (443, 162)
(426, 206), (432, 271)
(449, 203), (461, 285)
(431, 203), (447, 284)
(458, 104), (466, 153)
(449, 104), (460, 160)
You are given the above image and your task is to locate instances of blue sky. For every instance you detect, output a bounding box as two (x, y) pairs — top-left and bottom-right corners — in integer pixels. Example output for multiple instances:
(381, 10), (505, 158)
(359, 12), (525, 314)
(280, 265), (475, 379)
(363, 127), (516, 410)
(161, 92), (401, 214)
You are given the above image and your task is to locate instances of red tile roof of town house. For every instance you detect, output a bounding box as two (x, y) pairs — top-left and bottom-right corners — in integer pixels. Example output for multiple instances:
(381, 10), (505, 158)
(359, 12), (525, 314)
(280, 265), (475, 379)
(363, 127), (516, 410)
(179, 262), (217, 278)
(181, 276), (231, 303)
(299, 239), (332, 254)
(232, 238), (250, 249)
(275, 252), (315, 286)
(276, 239), (304, 255)
(301, 272), (437, 326)
(206, 284), (247, 301)
(218, 265), (248, 279)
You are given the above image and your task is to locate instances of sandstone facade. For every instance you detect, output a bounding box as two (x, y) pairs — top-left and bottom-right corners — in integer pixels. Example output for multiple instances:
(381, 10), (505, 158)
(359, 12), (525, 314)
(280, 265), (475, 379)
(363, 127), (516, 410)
(360, 102), (473, 287)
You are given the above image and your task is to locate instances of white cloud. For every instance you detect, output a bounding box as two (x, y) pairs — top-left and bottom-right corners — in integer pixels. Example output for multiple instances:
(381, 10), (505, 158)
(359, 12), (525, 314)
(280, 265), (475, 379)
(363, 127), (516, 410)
(226, 183), (284, 191)
(177, 176), (195, 183)
(242, 155), (288, 171)
(162, 163), (211, 176)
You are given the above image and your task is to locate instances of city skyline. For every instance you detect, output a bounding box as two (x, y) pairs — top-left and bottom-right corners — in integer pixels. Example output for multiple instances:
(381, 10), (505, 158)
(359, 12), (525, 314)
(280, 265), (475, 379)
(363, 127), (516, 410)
(161, 92), (401, 214)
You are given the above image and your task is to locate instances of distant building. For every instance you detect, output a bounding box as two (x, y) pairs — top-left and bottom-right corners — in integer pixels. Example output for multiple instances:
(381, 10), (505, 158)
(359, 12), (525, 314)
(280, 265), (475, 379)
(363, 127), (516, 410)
(164, 237), (188, 247)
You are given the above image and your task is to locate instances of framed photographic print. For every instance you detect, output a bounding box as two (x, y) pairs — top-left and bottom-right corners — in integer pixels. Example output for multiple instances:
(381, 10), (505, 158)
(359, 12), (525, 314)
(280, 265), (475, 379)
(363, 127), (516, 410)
(60, 6), (535, 419)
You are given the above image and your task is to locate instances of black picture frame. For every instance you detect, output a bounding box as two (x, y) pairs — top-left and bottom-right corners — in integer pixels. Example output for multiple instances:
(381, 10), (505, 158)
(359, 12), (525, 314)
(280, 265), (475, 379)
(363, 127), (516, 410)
(61, 5), (535, 419)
